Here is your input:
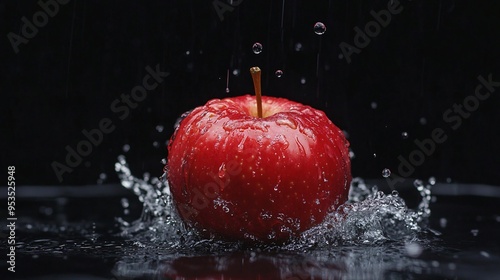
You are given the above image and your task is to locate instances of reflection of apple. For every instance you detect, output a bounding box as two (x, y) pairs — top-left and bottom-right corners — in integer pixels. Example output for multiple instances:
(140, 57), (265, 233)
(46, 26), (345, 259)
(166, 67), (351, 242)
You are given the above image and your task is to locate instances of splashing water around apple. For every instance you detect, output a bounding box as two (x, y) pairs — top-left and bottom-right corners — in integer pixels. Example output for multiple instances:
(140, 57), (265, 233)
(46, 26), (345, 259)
(114, 155), (432, 250)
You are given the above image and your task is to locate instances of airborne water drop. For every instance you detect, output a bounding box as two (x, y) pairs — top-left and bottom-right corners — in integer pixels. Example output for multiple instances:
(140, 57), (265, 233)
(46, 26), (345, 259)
(314, 22), (326, 35)
(122, 144), (130, 152)
(382, 168), (391, 178)
(252, 42), (263, 54)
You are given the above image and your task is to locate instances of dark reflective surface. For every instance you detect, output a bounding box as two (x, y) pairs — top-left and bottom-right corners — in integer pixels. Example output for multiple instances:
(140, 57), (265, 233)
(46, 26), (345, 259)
(2, 184), (500, 279)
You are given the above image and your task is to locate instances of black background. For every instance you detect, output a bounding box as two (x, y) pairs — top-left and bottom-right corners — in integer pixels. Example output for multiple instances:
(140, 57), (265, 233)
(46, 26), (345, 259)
(2, 0), (500, 187)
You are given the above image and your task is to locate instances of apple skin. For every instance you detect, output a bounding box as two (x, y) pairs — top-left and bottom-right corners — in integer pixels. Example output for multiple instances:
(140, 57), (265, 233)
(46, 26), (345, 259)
(167, 95), (351, 242)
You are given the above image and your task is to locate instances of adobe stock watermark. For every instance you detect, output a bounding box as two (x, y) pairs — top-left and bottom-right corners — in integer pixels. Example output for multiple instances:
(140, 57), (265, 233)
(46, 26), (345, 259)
(212, 0), (243, 21)
(51, 64), (169, 182)
(386, 74), (499, 189)
(338, 0), (405, 64)
(7, 0), (70, 54)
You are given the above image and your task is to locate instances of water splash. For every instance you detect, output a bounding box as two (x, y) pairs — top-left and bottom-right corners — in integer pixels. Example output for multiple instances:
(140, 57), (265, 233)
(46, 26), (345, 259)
(114, 156), (432, 251)
(114, 156), (191, 247)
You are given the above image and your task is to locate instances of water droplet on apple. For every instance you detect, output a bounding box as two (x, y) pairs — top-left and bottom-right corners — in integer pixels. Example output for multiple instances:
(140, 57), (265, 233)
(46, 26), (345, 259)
(218, 163), (227, 179)
(260, 211), (272, 220)
(275, 118), (297, 129)
(252, 42), (263, 54)
(314, 22), (326, 35)
(174, 110), (193, 130)
(199, 124), (211, 135)
(272, 134), (290, 149)
(382, 168), (391, 178)
(222, 205), (230, 213)
(401, 132), (409, 139)
(275, 70), (283, 78)
(294, 137), (307, 157)
(267, 231), (276, 239)
(237, 135), (248, 152)
(301, 127), (315, 140)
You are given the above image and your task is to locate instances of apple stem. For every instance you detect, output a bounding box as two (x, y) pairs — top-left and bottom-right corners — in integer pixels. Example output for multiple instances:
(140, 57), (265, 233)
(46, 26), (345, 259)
(250, 67), (263, 118)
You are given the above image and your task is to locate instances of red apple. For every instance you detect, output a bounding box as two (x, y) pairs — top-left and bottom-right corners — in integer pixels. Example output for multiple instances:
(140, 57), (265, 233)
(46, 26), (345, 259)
(166, 68), (351, 242)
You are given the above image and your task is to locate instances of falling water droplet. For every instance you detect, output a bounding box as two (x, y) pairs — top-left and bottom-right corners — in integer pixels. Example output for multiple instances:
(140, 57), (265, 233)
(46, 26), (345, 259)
(155, 125), (164, 132)
(300, 77), (306, 84)
(401, 132), (409, 139)
(161, 158), (167, 165)
(373, 153), (377, 158)
(382, 168), (391, 178)
(428, 176), (436, 185)
(313, 22), (326, 35)
(471, 229), (479, 236)
(121, 198), (129, 208)
(99, 173), (107, 180)
(122, 144), (130, 152)
(252, 42), (263, 54)
(370, 102), (378, 109)
(153, 141), (159, 148)
(225, 69), (230, 93)
(349, 151), (355, 159)
(440, 217), (447, 228)
(420, 117), (427, 125)
(232, 69), (240, 76)
(294, 42), (303, 51)
(275, 70), (283, 78)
